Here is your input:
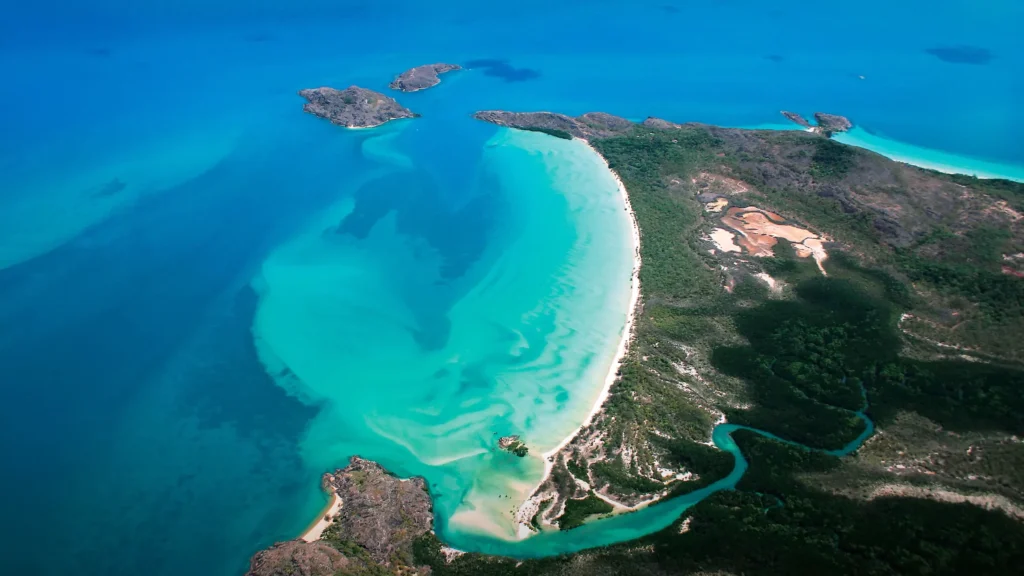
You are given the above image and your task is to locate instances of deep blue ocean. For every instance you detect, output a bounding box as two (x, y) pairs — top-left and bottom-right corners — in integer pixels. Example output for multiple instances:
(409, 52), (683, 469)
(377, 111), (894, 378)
(0, 1), (1021, 574)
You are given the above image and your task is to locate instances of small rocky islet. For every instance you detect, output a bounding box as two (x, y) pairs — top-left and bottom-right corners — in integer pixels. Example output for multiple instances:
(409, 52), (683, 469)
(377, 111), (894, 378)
(297, 63), (461, 128)
(298, 86), (417, 128)
(497, 434), (529, 457)
(389, 63), (461, 92)
(781, 110), (853, 136)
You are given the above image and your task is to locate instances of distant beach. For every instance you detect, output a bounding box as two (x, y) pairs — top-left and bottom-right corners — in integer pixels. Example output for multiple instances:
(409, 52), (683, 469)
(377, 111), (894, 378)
(833, 127), (1024, 182)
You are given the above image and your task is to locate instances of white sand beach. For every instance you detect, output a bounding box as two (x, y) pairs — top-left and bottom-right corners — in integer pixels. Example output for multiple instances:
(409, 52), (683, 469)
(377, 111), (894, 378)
(300, 492), (342, 542)
(533, 139), (643, 498)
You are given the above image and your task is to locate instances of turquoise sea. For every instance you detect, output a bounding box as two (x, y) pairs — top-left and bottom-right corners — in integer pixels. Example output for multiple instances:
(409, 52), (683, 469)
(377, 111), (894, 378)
(0, 1), (1022, 574)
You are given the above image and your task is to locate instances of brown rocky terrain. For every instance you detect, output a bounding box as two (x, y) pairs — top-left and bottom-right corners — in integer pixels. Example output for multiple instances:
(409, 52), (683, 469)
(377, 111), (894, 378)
(779, 111), (853, 136)
(299, 86), (417, 128)
(390, 63), (461, 92)
(246, 457), (433, 576)
(471, 110), (634, 139)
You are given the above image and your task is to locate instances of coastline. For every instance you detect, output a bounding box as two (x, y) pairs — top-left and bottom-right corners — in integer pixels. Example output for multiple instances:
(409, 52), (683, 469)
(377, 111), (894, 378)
(299, 491), (342, 542)
(532, 138), (643, 508)
(831, 127), (1024, 183)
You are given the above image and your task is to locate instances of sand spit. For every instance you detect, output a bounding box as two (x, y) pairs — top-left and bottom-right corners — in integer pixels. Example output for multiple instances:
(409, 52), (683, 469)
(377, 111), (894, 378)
(300, 492), (342, 542)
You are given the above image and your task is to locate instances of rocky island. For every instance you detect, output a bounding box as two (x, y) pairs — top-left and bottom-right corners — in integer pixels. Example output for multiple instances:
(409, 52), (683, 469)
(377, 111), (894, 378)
(389, 63), (461, 92)
(298, 86), (417, 128)
(781, 110), (853, 136)
(497, 435), (529, 457)
(246, 457), (434, 576)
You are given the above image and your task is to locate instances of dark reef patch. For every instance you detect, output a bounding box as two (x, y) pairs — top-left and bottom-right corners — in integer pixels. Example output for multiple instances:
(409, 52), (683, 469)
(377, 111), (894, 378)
(92, 178), (127, 198)
(465, 59), (541, 82)
(925, 45), (993, 65)
(764, 54), (785, 63)
(660, 5), (680, 13)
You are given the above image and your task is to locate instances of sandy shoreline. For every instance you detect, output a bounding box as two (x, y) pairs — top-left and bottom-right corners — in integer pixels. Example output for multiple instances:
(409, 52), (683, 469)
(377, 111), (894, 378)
(299, 491), (342, 542)
(533, 138), (643, 497)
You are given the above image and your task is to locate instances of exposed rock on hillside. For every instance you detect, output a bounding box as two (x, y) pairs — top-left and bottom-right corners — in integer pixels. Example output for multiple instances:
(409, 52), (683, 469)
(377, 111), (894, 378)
(298, 86), (416, 128)
(780, 111), (852, 136)
(390, 63), (461, 92)
(642, 116), (685, 130)
(325, 457), (432, 566)
(813, 112), (853, 135)
(246, 457), (432, 576)
(781, 110), (812, 128)
(246, 541), (351, 576)
(472, 110), (635, 139)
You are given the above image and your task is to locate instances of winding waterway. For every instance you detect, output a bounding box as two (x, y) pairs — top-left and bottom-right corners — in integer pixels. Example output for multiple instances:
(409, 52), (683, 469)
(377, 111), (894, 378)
(444, 382), (875, 557)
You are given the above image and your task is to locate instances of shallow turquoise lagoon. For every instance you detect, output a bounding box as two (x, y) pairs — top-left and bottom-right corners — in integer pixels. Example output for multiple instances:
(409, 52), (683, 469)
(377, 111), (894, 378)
(253, 126), (634, 541)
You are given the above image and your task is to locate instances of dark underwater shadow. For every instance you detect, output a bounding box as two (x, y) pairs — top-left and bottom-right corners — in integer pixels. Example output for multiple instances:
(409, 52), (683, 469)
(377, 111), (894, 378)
(465, 59), (541, 82)
(925, 45), (993, 65)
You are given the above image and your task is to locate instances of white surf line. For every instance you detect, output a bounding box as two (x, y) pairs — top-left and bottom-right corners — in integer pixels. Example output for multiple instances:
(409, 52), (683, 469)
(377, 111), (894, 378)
(518, 139), (643, 534)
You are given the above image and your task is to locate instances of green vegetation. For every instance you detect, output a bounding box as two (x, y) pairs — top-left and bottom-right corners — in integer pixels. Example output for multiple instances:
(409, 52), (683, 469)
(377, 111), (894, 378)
(520, 126), (574, 140)
(712, 277), (887, 449)
(566, 457), (589, 480)
(590, 456), (664, 495)
(507, 441), (529, 457)
(809, 137), (856, 179)
(947, 173), (1024, 211)
(499, 436), (530, 457)
(653, 437), (735, 497)
(531, 498), (552, 530)
(321, 527), (398, 575)
(556, 491), (614, 529)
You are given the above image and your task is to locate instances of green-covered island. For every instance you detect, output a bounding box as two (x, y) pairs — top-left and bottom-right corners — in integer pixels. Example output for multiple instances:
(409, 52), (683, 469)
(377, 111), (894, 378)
(249, 110), (1024, 576)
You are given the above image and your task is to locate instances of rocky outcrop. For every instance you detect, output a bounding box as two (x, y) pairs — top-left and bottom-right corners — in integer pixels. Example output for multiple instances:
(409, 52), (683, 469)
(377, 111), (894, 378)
(245, 457), (433, 576)
(781, 111), (812, 128)
(780, 111), (852, 136)
(472, 110), (636, 139)
(389, 63), (461, 92)
(298, 86), (416, 128)
(246, 541), (351, 576)
(813, 112), (853, 136)
(642, 116), (684, 130)
(498, 435), (529, 457)
(325, 457), (432, 566)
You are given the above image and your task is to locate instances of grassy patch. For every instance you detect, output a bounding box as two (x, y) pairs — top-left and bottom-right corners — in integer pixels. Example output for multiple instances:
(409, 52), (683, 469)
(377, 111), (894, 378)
(556, 491), (614, 530)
